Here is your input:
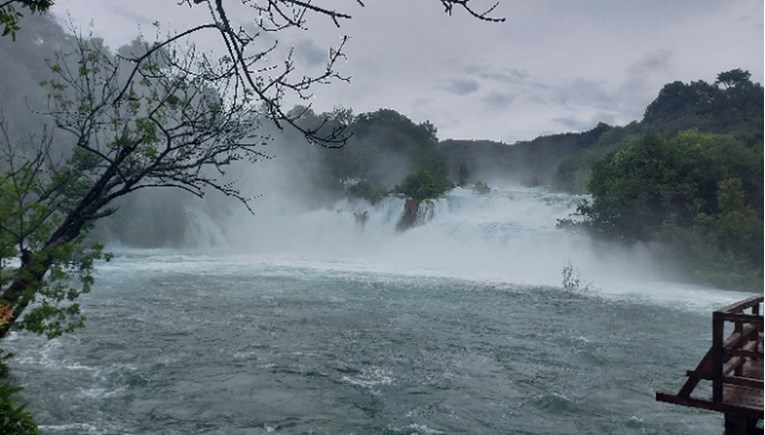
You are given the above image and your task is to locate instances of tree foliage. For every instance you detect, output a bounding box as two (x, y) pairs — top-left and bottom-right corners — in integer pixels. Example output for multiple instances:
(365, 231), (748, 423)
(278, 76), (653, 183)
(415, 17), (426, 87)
(457, 160), (469, 186)
(0, 380), (36, 434)
(0, 0), (52, 40)
(715, 68), (751, 89)
(396, 168), (452, 201)
(306, 107), (453, 201)
(574, 131), (763, 290)
(641, 69), (763, 140)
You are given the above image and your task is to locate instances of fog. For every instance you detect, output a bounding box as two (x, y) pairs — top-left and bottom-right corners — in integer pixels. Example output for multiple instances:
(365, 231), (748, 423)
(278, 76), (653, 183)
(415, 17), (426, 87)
(117, 135), (691, 299)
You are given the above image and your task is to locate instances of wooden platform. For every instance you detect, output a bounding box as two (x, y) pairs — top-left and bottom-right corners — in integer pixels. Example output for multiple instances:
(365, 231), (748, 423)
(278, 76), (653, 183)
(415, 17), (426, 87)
(656, 296), (763, 433)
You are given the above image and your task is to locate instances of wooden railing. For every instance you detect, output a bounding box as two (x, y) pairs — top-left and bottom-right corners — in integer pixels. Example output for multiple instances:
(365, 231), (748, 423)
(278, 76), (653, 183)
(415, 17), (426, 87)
(711, 296), (763, 402)
(656, 295), (763, 423)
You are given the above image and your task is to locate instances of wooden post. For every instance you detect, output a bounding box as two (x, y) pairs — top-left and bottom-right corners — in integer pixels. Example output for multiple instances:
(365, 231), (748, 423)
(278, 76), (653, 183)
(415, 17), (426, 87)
(734, 320), (744, 376)
(712, 311), (724, 402)
(723, 412), (759, 435)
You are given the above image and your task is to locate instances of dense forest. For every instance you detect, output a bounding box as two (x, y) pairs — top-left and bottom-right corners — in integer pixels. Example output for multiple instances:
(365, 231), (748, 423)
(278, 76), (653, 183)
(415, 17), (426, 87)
(557, 72), (763, 290)
(0, 15), (762, 291)
(441, 70), (763, 194)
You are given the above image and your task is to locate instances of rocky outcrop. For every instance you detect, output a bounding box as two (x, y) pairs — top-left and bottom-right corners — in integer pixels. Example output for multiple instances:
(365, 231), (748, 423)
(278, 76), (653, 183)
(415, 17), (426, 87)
(396, 198), (421, 232)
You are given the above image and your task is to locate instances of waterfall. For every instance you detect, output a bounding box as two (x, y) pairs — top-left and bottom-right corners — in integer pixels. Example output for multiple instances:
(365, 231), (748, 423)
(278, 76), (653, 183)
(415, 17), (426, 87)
(177, 185), (667, 289)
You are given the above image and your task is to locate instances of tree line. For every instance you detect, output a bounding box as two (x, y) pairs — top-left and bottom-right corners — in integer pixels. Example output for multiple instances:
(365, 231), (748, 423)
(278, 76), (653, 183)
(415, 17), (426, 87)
(557, 71), (763, 290)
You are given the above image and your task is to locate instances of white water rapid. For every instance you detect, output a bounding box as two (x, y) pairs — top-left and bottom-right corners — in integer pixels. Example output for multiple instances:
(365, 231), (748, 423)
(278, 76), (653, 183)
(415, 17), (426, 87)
(182, 185), (750, 311)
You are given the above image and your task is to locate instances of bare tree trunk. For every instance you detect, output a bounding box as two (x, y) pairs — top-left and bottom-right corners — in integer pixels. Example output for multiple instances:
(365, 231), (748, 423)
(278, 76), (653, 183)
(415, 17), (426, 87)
(0, 216), (87, 338)
(0, 258), (51, 339)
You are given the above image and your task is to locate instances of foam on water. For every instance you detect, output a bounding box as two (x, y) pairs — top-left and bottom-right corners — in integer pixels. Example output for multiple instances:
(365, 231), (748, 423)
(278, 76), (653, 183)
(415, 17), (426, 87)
(37, 423), (100, 434)
(7, 244), (735, 434)
(97, 253), (747, 316)
(340, 366), (394, 389)
(102, 185), (752, 313)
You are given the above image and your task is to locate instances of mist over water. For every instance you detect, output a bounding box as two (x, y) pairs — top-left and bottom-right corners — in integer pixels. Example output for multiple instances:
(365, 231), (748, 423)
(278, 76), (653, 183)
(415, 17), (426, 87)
(204, 187), (588, 276)
(183, 173), (743, 308)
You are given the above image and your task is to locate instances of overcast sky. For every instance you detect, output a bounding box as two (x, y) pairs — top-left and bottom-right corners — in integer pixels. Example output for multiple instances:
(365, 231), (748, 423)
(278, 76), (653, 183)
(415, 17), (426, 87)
(52, 0), (764, 143)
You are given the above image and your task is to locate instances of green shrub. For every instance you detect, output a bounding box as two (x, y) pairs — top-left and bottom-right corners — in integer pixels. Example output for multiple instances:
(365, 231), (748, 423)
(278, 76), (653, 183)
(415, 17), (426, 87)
(396, 170), (452, 200)
(473, 181), (490, 194)
(346, 180), (387, 204)
(0, 382), (37, 434)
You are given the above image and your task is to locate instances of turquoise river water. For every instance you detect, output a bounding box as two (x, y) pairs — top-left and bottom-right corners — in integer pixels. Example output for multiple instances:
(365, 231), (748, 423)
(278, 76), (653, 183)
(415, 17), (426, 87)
(4, 186), (753, 434)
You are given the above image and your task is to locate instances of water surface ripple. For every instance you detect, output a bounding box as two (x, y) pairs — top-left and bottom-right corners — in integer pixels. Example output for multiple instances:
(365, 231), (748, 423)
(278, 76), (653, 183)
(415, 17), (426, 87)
(6, 254), (731, 434)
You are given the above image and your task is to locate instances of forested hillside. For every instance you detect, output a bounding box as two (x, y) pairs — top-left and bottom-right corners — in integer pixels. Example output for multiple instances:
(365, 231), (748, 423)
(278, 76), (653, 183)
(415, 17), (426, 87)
(573, 131), (762, 290)
(561, 72), (763, 290)
(555, 69), (763, 192)
(439, 69), (763, 194)
(439, 123), (612, 188)
(299, 107), (452, 202)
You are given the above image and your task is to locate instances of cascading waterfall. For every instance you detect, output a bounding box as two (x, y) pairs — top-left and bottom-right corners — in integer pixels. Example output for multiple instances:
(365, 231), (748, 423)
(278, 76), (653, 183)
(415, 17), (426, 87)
(184, 208), (229, 248)
(180, 185), (670, 292)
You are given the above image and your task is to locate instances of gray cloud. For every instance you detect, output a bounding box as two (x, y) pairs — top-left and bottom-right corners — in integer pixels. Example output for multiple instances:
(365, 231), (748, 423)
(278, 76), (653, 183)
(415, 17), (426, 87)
(467, 66), (548, 90)
(554, 78), (615, 108)
(552, 116), (591, 131)
(110, 5), (152, 27)
(413, 97), (433, 107)
(293, 39), (326, 67)
(444, 78), (480, 95)
(51, 0), (763, 142)
(612, 49), (676, 121)
(482, 91), (515, 109)
(628, 49), (673, 76)
(553, 110), (618, 132)
(482, 69), (529, 84)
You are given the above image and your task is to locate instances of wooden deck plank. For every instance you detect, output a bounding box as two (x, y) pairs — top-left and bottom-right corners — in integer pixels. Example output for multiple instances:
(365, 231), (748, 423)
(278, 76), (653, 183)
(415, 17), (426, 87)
(722, 384), (763, 411)
(656, 391), (762, 418)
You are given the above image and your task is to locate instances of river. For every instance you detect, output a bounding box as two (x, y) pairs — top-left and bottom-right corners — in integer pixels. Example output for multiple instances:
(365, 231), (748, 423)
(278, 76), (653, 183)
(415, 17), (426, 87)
(5, 186), (752, 434)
